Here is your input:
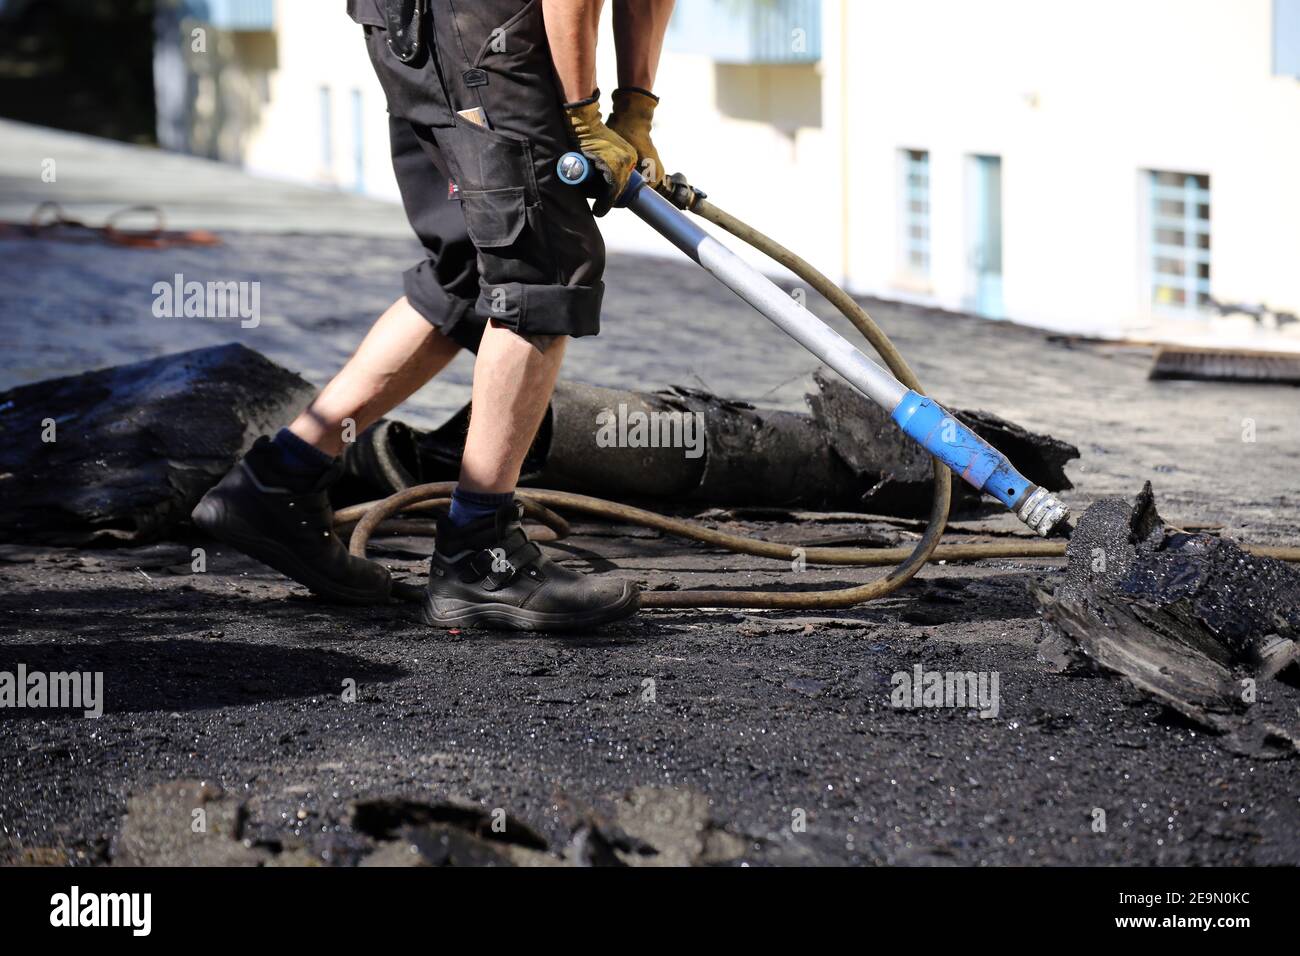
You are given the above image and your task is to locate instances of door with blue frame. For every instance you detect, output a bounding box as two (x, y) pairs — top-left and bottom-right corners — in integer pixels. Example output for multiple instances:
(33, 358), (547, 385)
(967, 155), (1004, 319)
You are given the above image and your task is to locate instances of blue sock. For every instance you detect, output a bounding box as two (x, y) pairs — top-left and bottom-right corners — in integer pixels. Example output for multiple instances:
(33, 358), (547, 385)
(448, 486), (514, 528)
(264, 428), (335, 489)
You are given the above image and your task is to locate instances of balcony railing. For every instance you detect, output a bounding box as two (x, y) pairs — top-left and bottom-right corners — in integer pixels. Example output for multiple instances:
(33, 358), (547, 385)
(667, 0), (822, 64)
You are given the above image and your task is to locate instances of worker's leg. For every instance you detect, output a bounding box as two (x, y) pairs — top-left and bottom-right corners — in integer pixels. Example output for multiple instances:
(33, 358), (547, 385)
(285, 115), (484, 460)
(191, 115), (480, 604)
(457, 324), (566, 494)
(377, 0), (605, 530)
(404, 0), (636, 629)
(427, 318), (637, 629)
(286, 296), (461, 457)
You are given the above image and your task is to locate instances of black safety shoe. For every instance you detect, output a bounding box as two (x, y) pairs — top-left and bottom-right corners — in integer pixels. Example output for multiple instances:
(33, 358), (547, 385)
(423, 502), (639, 631)
(191, 438), (392, 604)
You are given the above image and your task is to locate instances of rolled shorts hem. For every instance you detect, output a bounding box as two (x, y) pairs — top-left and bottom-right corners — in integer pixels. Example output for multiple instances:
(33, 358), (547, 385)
(403, 266), (484, 353)
(475, 280), (604, 338)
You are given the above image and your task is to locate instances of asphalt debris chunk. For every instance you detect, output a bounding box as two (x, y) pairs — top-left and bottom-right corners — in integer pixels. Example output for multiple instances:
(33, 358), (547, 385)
(1037, 482), (1300, 757)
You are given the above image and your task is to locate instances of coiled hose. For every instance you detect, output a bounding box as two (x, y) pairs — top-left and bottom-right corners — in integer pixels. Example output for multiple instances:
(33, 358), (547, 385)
(339, 193), (1300, 607)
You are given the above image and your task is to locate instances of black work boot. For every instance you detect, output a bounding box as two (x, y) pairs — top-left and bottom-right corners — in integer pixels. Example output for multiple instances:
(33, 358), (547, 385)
(424, 502), (639, 631)
(191, 438), (392, 604)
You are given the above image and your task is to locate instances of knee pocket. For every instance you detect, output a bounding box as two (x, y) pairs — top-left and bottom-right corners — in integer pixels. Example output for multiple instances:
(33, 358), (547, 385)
(435, 110), (600, 289)
(438, 122), (553, 281)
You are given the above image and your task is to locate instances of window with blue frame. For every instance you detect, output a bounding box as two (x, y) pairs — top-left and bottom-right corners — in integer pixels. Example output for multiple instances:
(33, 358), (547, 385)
(900, 149), (931, 278)
(1149, 171), (1211, 313)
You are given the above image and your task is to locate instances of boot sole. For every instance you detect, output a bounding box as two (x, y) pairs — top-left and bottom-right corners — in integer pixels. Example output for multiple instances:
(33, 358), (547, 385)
(421, 583), (640, 632)
(192, 496), (391, 606)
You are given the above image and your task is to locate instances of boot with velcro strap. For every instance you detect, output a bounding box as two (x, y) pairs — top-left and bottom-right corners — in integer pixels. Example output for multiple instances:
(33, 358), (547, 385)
(424, 501), (639, 632)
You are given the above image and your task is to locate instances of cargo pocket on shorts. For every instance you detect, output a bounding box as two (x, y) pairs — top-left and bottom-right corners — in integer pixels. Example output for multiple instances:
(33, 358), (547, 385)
(458, 186), (527, 249)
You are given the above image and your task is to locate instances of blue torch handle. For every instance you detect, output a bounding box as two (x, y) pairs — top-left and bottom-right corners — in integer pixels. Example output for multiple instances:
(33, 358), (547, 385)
(891, 392), (1030, 509)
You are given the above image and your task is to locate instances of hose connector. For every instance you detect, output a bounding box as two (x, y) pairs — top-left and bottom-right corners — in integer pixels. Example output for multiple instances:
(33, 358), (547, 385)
(1016, 486), (1070, 537)
(662, 171), (706, 210)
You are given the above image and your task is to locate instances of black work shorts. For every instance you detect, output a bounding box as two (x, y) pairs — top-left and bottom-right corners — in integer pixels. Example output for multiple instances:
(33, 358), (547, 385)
(354, 0), (606, 344)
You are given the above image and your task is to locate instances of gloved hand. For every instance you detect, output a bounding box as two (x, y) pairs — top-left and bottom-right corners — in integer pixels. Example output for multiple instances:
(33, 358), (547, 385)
(562, 90), (637, 217)
(606, 87), (665, 190)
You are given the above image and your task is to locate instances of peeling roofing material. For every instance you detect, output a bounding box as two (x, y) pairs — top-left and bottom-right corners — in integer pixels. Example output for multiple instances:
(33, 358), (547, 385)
(341, 372), (1078, 515)
(1038, 483), (1300, 758)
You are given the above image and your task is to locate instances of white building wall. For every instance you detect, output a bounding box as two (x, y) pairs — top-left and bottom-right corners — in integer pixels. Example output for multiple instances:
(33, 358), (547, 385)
(243, 0), (400, 200)
(840, 0), (1300, 336)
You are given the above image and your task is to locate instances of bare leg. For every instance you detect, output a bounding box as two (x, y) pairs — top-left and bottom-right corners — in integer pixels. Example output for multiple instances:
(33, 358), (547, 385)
(424, 323), (638, 630)
(458, 324), (567, 494)
(288, 296), (462, 456)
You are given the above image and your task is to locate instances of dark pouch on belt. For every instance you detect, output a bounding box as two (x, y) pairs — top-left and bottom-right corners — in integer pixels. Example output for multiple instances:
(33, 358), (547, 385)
(385, 0), (424, 62)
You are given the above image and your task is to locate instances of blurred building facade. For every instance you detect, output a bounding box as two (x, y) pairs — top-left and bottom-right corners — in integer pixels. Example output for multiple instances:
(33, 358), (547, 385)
(155, 0), (1300, 344)
(830, 0), (1300, 345)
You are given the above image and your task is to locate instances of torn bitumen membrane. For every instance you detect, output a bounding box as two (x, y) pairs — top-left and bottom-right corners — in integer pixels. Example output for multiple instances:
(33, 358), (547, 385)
(0, 344), (313, 545)
(1037, 483), (1300, 759)
(2, 227), (1299, 865)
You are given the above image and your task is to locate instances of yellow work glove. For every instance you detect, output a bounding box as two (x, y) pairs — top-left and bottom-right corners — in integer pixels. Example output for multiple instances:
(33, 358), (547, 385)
(562, 90), (637, 217)
(606, 87), (665, 190)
